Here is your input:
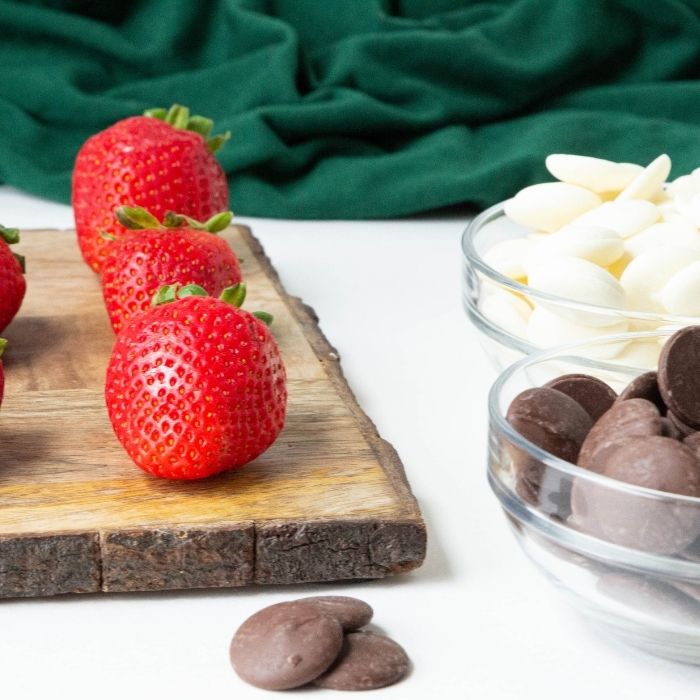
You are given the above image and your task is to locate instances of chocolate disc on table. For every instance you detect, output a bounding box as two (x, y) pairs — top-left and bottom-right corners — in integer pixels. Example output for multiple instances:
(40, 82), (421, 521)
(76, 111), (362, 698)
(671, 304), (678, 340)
(617, 370), (666, 414)
(293, 596), (373, 631)
(506, 387), (592, 505)
(571, 436), (700, 554)
(544, 373), (617, 422)
(577, 398), (664, 471)
(658, 326), (700, 429)
(312, 631), (410, 691)
(230, 602), (343, 690)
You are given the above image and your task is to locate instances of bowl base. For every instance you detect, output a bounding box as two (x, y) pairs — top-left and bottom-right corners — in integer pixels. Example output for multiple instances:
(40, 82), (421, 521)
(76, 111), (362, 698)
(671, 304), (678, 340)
(562, 586), (700, 665)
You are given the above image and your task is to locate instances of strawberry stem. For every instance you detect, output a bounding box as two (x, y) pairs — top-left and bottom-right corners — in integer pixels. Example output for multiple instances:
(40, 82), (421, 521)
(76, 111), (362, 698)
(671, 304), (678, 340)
(153, 283), (209, 305)
(187, 115), (213, 138)
(162, 211), (186, 228)
(252, 311), (273, 326)
(220, 284), (274, 325)
(151, 283), (274, 325)
(115, 206), (161, 230)
(152, 284), (178, 306)
(220, 283), (246, 307)
(206, 132), (231, 153)
(0, 338), (7, 357)
(117, 205), (233, 233)
(199, 211), (233, 233)
(13, 253), (25, 273)
(0, 225), (19, 245)
(167, 104), (190, 129)
(177, 284), (208, 299)
(143, 107), (167, 120)
(0, 225), (25, 273)
(143, 104), (231, 153)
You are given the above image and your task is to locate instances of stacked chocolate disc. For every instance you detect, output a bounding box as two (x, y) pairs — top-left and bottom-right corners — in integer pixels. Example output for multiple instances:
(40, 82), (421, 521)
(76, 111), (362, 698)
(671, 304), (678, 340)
(230, 595), (409, 691)
(505, 326), (700, 555)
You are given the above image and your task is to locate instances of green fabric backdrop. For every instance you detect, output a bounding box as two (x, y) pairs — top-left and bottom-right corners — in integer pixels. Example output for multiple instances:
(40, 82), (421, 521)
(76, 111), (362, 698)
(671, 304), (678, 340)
(1, 0), (700, 218)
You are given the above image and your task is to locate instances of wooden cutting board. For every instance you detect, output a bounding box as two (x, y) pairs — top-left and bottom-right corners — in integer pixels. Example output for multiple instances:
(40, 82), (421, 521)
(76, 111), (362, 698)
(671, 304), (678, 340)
(0, 226), (425, 598)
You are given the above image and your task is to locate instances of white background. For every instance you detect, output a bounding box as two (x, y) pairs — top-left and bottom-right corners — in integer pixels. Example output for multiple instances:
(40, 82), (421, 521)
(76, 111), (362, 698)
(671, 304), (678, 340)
(1, 186), (700, 698)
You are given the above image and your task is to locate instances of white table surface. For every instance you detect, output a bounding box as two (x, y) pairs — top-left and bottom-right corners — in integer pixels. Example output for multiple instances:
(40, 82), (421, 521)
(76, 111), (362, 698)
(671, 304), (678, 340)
(2, 185), (700, 698)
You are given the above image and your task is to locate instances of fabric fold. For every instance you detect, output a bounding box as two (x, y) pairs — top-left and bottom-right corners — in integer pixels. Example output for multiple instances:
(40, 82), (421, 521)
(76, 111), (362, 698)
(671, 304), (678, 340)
(0, 0), (699, 218)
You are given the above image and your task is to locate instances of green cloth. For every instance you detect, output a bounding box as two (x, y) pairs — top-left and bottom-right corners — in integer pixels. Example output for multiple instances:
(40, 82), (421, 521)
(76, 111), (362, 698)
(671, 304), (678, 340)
(1, 0), (700, 218)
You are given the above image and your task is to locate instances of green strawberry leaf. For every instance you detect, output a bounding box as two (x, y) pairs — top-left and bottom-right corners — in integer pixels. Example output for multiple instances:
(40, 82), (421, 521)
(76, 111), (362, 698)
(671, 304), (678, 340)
(13, 253), (25, 274)
(220, 283), (246, 308)
(0, 225), (20, 245)
(151, 282), (274, 326)
(186, 116), (213, 138)
(143, 107), (167, 120)
(163, 211), (187, 228)
(166, 104), (190, 129)
(207, 132), (231, 153)
(152, 284), (179, 306)
(252, 311), (273, 326)
(202, 211), (233, 233)
(177, 284), (209, 299)
(116, 206), (161, 230)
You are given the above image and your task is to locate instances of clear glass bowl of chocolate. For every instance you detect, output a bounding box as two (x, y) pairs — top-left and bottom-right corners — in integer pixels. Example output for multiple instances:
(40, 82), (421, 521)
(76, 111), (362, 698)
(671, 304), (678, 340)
(489, 328), (700, 664)
(463, 203), (700, 372)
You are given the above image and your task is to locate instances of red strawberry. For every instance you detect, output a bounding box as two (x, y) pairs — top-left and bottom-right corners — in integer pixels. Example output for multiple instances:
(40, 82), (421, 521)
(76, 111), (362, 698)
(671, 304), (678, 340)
(0, 338), (6, 407)
(72, 104), (230, 272)
(0, 225), (26, 332)
(101, 206), (242, 333)
(105, 283), (287, 480)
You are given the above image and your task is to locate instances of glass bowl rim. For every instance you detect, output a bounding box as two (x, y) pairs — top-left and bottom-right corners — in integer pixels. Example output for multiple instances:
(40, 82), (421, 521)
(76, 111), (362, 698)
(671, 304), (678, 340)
(462, 201), (700, 325)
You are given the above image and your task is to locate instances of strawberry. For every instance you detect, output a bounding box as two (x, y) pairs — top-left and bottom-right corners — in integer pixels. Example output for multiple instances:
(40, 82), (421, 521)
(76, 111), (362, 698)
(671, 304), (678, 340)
(0, 338), (6, 407)
(105, 283), (287, 480)
(101, 206), (242, 333)
(0, 225), (26, 332)
(72, 104), (230, 272)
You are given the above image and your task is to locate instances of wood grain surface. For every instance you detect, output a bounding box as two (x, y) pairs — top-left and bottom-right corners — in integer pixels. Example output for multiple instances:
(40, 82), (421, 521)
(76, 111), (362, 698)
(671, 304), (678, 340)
(0, 226), (426, 597)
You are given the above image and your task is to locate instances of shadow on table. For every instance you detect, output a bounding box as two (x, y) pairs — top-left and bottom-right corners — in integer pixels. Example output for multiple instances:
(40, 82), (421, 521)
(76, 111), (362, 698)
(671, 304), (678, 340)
(0, 426), (53, 479)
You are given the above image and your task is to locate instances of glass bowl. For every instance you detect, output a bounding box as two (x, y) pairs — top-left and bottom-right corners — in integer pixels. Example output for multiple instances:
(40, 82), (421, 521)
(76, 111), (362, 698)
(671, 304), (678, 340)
(463, 203), (700, 371)
(489, 330), (700, 664)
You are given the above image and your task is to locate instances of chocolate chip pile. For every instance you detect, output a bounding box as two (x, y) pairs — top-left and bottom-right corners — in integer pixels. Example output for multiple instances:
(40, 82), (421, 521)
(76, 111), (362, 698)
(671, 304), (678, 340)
(229, 595), (409, 691)
(506, 326), (700, 555)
